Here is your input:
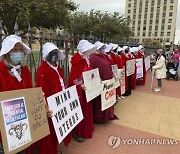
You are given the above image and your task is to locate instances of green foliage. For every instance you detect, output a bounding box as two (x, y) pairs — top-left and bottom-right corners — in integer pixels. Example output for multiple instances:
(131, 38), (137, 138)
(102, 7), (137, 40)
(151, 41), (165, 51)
(66, 10), (133, 42)
(0, 0), (77, 34)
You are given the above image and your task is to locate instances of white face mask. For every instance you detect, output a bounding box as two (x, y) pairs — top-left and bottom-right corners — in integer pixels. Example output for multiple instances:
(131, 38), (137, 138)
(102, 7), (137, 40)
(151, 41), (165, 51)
(9, 52), (25, 65)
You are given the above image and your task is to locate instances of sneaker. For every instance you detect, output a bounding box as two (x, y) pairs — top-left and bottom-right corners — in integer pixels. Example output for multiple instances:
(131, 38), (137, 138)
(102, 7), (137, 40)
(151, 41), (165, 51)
(154, 88), (161, 92)
(116, 96), (121, 100)
(120, 96), (125, 99)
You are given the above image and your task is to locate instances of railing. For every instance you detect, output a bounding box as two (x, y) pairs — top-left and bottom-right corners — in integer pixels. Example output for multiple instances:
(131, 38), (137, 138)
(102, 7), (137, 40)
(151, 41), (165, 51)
(0, 22), (139, 84)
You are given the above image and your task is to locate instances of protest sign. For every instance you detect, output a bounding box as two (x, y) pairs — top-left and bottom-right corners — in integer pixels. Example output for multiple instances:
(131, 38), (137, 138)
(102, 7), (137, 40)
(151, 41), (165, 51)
(145, 56), (151, 71)
(101, 78), (116, 111)
(126, 59), (136, 76)
(136, 58), (144, 79)
(83, 68), (102, 102)
(118, 67), (126, 95)
(111, 65), (120, 88)
(47, 85), (83, 144)
(0, 88), (49, 154)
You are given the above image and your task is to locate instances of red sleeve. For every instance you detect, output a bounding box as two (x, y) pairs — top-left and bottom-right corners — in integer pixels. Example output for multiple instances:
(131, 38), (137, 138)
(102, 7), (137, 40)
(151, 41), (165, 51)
(36, 69), (51, 98)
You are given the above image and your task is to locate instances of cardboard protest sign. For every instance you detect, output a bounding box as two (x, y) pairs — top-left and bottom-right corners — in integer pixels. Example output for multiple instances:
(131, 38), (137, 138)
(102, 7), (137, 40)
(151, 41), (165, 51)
(0, 88), (49, 154)
(101, 78), (116, 111)
(111, 65), (120, 88)
(126, 59), (136, 76)
(118, 67), (126, 95)
(145, 56), (151, 71)
(47, 85), (83, 144)
(83, 68), (102, 102)
(136, 58), (144, 79)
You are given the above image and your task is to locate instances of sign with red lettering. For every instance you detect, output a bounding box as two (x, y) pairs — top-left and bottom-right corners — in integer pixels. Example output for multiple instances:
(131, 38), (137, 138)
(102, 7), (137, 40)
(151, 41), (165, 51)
(0, 88), (49, 154)
(101, 78), (116, 111)
(47, 85), (83, 144)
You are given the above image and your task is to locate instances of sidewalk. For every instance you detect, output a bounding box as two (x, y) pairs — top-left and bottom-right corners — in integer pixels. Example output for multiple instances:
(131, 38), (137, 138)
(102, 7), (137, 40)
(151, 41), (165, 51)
(60, 71), (180, 154)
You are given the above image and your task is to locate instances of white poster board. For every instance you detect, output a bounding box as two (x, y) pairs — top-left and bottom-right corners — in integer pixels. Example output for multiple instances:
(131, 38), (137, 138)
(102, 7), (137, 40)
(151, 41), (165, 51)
(136, 58), (144, 79)
(101, 78), (116, 111)
(111, 65), (120, 88)
(118, 67), (126, 95)
(82, 68), (102, 102)
(126, 59), (136, 76)
(47, 86), (84, 144)
(145, 56), (150, 71)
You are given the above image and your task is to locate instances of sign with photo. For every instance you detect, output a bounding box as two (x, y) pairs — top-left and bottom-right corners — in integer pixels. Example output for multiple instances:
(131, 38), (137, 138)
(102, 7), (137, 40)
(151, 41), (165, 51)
(47, 85), (83, 144)
(83, 68), (102, 102)
(0, 88), (49, 154)
(101, 78), (116, 111)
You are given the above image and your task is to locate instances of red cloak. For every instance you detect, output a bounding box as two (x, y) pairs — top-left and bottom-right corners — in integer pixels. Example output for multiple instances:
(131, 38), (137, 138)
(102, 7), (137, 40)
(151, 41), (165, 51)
(36, 61), (71, 154)
(0, 61), (33, 154)
(68, 53), (94, 138)
(89, 53), (116, 123)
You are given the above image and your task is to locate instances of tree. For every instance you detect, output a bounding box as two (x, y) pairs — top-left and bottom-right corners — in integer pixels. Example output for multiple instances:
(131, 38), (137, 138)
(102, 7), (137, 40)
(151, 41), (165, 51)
(66, 10), (133, 42)
(0, 0), (77, 34)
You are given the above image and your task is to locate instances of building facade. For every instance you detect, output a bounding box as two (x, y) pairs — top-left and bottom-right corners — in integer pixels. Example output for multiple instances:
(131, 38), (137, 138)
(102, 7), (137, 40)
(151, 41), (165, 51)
(125, 0), (178, 46)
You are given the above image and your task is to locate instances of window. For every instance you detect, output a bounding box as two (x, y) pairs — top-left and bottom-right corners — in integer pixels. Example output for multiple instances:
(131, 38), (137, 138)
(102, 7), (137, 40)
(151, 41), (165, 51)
(156, 20), (159, 24)
(149, 26), (152, 30)
(138, 21), (141, 24)
(168, 25), (171, 29)
(128, 3), (131, 7)
(169, 12), (173, 16)
(161, 26), (164, 30)
(150, 20), (153, 24)
(128, 10), (131, 13)
(143, 32), (146, 36)
(167, 32), (171, 36)
(170, 6), (173, 10)
(155, 26), (158, 30)
(138, 27), (140, 30)
(168, 19), (172, 23)
(162, 19), (165, 23)
(143, 27), (146, 30)
(166, 38), (170, 42)
(171, 0), (174, 3)
(150, 14), (153, 18)
(154, 32), (157, 36)
(163, 13), (166, 17)
(161, 32), (164, 36)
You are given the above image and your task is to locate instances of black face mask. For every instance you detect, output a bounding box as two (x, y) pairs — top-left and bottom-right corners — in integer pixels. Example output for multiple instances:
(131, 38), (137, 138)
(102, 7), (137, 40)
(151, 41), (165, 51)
(46, 51), (58, 63)
(125, 49), (129, 53)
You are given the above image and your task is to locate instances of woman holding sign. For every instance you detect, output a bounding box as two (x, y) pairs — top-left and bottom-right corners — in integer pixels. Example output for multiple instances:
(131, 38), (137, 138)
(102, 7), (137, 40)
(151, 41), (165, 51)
(0, 35), (33, 153)
(36, 42), (71, 154)
(68, 40), (96, 142)
(89, 42), (117, 123)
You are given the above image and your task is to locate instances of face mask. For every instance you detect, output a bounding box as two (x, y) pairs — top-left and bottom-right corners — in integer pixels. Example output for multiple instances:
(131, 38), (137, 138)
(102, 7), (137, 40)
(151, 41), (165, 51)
(46, 51), (58, 63)
(9, 52), (24, 65)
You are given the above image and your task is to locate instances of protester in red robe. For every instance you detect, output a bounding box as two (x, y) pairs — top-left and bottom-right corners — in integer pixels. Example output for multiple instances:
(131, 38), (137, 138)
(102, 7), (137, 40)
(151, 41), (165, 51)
(68, 40), (96, 142)
(137, 45), (146, 85)
(121, 46), (132, 96)
(36, 42), (71, 154)
(129, 47), (137, 90)
(89, 43), (117, 123)
(0, 35), (33, 154)
(116, 47), (126, 97)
